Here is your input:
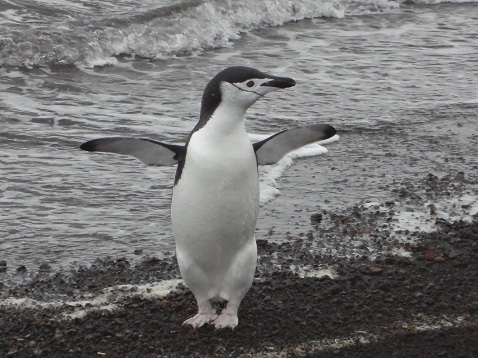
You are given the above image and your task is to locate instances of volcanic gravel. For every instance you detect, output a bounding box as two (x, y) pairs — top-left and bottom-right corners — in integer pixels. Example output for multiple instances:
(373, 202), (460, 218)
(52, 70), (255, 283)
(1, 173), (477, 357)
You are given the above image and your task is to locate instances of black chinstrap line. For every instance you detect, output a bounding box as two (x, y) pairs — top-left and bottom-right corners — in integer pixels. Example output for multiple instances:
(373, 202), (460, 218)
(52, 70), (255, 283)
(231, 83), (264, 97)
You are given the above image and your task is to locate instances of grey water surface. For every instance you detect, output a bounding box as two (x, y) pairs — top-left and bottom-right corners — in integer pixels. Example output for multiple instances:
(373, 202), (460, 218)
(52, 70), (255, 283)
(1, 0), (477, 277)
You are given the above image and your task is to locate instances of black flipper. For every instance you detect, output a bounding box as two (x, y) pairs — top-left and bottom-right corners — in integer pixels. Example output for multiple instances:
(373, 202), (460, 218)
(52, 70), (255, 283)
(80, 138), (184, 166)
(253, 124), (337, 165)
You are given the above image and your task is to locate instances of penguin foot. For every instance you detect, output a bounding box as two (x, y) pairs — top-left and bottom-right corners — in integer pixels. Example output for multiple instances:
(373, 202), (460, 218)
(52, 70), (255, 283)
(183, 312), (218, 328)
(213, 313), (238, 329)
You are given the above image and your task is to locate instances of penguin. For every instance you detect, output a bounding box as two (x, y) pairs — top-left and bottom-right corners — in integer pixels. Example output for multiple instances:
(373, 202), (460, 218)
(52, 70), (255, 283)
(80, 66), (337, 329)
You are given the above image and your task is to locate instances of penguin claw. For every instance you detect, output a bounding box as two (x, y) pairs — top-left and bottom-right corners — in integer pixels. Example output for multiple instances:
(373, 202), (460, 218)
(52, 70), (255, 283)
(213, 313), (238, 329)
(182, 313), (218, 328)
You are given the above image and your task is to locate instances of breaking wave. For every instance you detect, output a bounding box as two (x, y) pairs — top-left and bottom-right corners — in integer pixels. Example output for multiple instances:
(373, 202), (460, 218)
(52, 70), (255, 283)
(0, 0), (402, 68)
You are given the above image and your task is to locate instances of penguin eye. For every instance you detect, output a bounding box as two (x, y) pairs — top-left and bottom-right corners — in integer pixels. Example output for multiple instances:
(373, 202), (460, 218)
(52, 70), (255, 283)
(246, 81), (255, 88)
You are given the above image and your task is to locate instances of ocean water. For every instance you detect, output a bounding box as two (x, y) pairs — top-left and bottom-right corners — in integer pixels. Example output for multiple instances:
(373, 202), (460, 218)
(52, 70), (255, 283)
(1, 0), (478, 276)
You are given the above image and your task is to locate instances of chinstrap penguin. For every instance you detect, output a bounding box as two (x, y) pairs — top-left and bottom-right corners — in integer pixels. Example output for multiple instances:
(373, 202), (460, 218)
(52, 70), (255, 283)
(80, 66), (337, 329)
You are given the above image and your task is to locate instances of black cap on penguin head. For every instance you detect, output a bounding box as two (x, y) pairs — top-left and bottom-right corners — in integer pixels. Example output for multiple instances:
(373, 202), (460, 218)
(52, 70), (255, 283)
(200, 66), (295, 121)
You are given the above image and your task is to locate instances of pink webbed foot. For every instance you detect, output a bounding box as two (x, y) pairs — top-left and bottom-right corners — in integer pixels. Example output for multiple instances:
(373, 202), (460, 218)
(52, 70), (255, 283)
(182, 301), (218, 328)
(213, 313), (238, 329)
(213, 302), (239, 329)
(183, 312), (218, 328)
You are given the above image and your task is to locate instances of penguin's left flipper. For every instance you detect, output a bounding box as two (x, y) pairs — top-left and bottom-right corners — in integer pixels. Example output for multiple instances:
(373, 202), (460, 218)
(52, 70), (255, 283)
(253, 124), (337, 165)
(80, 138), (184, 166)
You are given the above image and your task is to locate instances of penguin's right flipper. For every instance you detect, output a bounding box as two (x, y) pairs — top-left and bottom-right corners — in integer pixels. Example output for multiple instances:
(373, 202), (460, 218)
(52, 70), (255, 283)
(80, 138), (184, 166)
(253, 124), (336, 165)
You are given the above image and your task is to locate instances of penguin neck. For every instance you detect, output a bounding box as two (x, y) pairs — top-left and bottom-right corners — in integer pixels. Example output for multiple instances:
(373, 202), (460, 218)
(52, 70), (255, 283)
(197, 102), (248, 137)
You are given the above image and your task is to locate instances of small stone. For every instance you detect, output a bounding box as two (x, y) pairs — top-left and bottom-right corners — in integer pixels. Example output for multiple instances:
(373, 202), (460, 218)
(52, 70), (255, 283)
(144, 257), (160, 266)
(39, 263), (51, 271)
(367, 266), (383, 275)
(402, 243), (413, 252)
(453, 261), (469, 268)
(425, 251), (437, 261)
(214, 346), (226, 354)
(448, 250), (462, 258)
(310, 213), (322, 225)
(354, 291), (365, 298)
(328, 284), (342, 295)
(0, 260), (6, 267)
(434, 256), (445, 262)
(16, 265), (27, 273)
(157, 300), (171, 309)
(117, 260), (129, 268)
(133, 249), (143, 255)
(397, 269), (406, 276)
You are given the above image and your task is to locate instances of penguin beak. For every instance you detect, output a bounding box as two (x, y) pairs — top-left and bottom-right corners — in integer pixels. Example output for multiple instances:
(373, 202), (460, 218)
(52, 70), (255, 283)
(261, 76), (296, 89)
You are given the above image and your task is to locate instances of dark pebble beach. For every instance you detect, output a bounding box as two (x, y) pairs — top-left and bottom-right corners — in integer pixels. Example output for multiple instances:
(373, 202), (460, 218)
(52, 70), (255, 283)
(1, 173), (478, 358)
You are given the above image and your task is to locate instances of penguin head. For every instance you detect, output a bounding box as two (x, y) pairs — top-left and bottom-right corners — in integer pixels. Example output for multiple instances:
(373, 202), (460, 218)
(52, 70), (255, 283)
(200, 66), (296, 120)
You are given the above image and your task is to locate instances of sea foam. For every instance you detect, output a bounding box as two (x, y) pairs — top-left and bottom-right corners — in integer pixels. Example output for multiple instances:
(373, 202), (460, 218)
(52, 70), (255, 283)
(256, 134), (339, 203)
(0, 0), (402, 68)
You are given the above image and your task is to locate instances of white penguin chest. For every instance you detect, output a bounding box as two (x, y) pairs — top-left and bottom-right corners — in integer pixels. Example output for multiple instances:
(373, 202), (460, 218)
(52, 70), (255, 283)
(171, 126), (260, 249)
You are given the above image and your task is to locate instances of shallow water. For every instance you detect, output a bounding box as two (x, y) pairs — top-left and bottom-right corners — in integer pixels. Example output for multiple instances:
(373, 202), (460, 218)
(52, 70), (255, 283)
(1, 1), (477, 276)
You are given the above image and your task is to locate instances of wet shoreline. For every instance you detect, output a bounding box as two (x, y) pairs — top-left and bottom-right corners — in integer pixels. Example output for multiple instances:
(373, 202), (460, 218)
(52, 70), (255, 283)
(1, 173), (477, 357)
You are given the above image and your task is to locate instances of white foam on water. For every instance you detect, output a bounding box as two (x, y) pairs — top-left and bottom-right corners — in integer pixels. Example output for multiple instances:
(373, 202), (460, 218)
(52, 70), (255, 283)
(393, 209), (437, 234)
(65, 303), (119, 320)
(247, 314), (472, 357)
(0, 9), (26, 23)
(2, 288), (472, 356)
(255, 134), (339, 204)
(391, 194), (478, 236)
(0, 0), (407, 68)
(389, 247), (413, 258)
(293, 265), (338, 279)
(86, 57), (119, 68)
(0, 278), (184, 320)
(362, 189), (478, 241)
(399, 314), (465, 332)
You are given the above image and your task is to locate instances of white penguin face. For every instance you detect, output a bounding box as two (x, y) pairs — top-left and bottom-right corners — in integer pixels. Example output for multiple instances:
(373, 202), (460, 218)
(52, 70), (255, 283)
(198, 67), (296, 126)
(220, 76), (295, 109)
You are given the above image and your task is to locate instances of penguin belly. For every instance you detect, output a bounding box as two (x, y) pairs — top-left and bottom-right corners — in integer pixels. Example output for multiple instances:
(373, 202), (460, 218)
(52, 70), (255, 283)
(171, 133), (259, 302)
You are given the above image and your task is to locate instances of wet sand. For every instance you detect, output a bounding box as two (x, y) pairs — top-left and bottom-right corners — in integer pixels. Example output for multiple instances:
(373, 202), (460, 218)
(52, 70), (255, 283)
(1, 173), (477, 357)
